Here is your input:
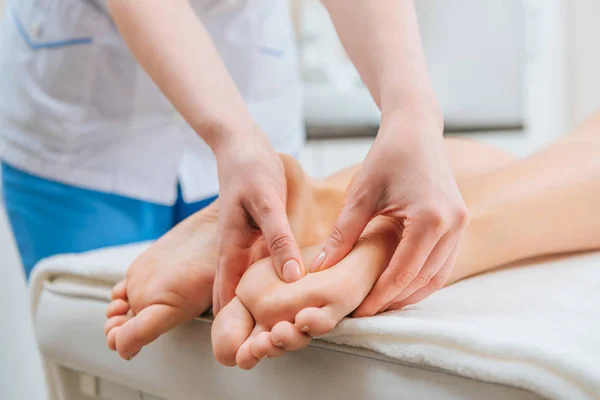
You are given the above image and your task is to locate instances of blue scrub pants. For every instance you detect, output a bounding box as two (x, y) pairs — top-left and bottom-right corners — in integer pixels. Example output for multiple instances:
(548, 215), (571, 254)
(1, 162), (217, 279)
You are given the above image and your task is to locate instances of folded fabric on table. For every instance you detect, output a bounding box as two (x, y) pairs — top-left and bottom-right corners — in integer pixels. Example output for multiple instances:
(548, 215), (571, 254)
(323, 251), (600, 400)
(30, 245), (600, 400)
(30, 243), (150, 317)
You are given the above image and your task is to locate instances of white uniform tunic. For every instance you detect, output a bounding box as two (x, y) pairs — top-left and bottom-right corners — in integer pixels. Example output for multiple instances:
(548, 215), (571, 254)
(0, 0), (304, 204)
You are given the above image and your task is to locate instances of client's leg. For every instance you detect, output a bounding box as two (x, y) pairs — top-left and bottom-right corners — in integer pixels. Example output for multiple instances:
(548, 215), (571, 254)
(447, 115), (600, 284)
(214, 116), (600, 369)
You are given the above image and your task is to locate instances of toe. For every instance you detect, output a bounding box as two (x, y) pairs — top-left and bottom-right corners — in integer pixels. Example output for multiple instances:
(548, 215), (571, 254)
(211, 297), (255, 367)
(104, 315), (130, 337)
(106, 327), (118, 351)
(111, 280), (128, 301)
(106, 299), (130, 318)
(250, 331), (285, 360)
(114, 304), (184, 360)
(271, 321), (311, 351)
(294, 306), (341, 337)
(236, 340), (260, 370)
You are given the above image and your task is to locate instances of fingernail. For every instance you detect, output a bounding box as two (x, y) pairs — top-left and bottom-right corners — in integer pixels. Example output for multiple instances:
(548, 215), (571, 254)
(282, 260), (302, 282)
(310, 251), (326, 272)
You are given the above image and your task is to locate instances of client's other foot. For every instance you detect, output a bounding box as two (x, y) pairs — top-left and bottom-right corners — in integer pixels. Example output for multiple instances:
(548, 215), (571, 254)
(211, 216), (404, 369)
(105, 203), (220, 360)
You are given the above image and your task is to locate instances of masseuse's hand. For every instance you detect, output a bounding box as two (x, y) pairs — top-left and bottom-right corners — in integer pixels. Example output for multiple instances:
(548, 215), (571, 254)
(108, 0), (305, 315)
(212, 133), (304, 315)
(311, 112), (469, 316)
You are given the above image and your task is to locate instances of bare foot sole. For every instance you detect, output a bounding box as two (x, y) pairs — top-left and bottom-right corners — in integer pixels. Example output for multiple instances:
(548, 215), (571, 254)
(103, 154), (317, 361)
(104, 204), (219, 360)
(211, 217), (405, 369)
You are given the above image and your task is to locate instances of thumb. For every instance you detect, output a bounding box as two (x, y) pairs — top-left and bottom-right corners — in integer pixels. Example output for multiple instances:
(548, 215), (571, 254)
(311, 188), (377, 272)
(257, 204), (305, 283)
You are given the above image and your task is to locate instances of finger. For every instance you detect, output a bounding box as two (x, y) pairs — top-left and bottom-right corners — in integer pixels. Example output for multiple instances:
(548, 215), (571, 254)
(352, 220), (442, 317)
(384, 231), (459, 306)
(386, 239), (460, 311)
(253, 202), (304, 283)
(310, 178), (378, 273)
(251, 236), (270, 264)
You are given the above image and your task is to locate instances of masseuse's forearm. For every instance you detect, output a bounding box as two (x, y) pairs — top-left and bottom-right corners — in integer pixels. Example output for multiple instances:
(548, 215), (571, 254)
(322, 0), (440, 123)
(107, 0), (258, 152)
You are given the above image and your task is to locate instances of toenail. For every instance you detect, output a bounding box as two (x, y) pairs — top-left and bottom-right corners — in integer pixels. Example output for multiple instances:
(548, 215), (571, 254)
(274, 342), (284, 348)
(282, 260), (302, 282)
(301, 326), (310, 333)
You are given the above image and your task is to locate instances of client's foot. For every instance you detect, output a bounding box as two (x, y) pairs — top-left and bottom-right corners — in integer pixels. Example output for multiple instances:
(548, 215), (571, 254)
(104, 203), (220, 360)
(211, 216), (404, 369)
(104, 154), (324, 360)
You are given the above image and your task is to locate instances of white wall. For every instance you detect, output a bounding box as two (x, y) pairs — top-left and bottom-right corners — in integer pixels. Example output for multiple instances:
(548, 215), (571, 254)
(300, 0), (525, 129)
(569, 0), (600, 126)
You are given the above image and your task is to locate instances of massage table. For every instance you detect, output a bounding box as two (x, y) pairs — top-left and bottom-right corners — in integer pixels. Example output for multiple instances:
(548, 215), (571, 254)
(30, 244), (600, 400)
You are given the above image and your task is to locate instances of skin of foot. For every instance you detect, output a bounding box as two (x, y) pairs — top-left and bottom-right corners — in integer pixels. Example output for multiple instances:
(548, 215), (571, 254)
(104, 154), (337, 360)
(104, 204), (221, 360)
(104, 144), (487, 363)
(210, 139), (517, 370)
(107, 128), (600, 366)
(211, 216), (407, 369)
(210, 208), (488, 369)
(211, 125), (600, 370)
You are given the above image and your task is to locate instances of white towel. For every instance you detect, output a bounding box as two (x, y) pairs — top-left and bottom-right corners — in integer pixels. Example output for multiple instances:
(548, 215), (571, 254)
(29, 242), (150, 317)
(30, 245), (600, 400)
(323, 251), (600, 400)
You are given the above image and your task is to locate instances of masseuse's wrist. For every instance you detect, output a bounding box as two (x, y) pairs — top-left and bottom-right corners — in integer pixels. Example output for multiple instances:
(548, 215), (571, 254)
(196, 113), (263, 158)
(210, 123), (272, 165)
(371, 98), (445, 163)
(379, 80), (443, 134)
(379, 102), (444, 143)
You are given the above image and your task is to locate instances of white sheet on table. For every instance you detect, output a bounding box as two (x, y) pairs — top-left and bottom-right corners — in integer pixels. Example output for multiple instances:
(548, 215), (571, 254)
(30, 245), (600, 400)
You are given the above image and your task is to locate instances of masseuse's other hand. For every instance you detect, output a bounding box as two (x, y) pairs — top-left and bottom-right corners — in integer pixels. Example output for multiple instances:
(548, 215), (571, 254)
(213, 133), (304, 315)
(311, 113), (468, 316)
